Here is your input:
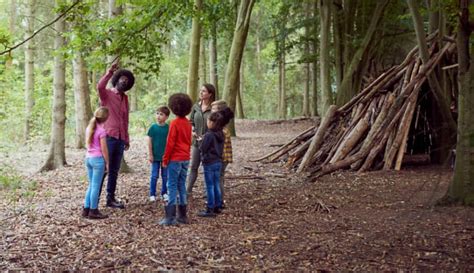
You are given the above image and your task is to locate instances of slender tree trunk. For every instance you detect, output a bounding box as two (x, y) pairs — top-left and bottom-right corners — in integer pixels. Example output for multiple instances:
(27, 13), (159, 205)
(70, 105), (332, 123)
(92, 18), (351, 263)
(236, 62), (245, 118)
(342, 0), (357, 72)
(107, 0), (122, 64)
(302, 0), (311, 117)
(333, 0), (344, 89)
(278, 53), (286, 119)
(24, 0), (35, 142)
(187, 0), (202, 103)
(441, 0), (474, 206)
(6, 0), (17, 68)
(311, 0), (319, 117)
(407, 0), (457, 163)
(336, 0), (389, 106)
(200, 36), (207, 87)
(319, 0), (333, 115)
(255, 9), (262, 81)
(222, 0), (256, 136)
(209, 22), (219, 98)
(40, 5), (66, 171)
(73, 53), (93, 149)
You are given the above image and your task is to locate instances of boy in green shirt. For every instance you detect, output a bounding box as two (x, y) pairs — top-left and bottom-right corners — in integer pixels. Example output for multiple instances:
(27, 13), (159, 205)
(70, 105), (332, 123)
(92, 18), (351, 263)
(147, 106), (170, 202)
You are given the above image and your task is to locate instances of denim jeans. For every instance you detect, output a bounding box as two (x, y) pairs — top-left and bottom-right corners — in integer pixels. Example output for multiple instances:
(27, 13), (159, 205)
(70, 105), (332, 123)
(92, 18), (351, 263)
(106, 136), (125, 200)
(203, 161), (222, 209)
(150, 161), (167, 197)
(84, 157), (106, 209)
(167, 161), (189, 206)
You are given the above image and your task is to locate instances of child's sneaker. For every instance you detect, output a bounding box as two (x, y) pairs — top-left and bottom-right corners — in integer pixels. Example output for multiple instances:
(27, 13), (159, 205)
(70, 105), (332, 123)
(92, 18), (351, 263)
(161, 193), (169, 202)
(149, 196), (156, 202)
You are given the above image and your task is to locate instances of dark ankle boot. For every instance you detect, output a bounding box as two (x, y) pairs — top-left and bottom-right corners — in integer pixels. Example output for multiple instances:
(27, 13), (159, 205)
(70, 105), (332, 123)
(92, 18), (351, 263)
(177, 205), (189, 224)
(159, 205), (177, 226)
(106, 196), (125, 209)
(213, 206), (222, 214)
(88, 209), (108, 219)
(198, 207), (216, 217)
(82, 207), (89, 218)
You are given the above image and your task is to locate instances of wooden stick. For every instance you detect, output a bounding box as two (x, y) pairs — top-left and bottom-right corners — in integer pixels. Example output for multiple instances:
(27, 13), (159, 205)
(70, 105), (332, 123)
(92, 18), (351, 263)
(297, 105), (338, 173)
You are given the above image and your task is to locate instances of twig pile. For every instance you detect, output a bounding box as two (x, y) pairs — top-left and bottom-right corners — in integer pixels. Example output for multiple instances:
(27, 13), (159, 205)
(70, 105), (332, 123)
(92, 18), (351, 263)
(254, 36), (457, 179)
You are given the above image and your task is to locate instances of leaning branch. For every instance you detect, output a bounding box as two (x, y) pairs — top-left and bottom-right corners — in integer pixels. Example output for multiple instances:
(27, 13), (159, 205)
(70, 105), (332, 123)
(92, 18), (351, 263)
(0, 0), (82, 56)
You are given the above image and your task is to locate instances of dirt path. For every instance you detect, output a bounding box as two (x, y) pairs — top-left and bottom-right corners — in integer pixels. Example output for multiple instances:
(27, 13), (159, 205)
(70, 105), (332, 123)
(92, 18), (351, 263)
(1, 119), (473, 270)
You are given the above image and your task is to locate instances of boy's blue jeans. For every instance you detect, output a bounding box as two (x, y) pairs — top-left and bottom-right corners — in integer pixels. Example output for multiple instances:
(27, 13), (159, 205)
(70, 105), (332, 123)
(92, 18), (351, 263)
(203, 161), (222, 209)
(84, 157), (106, 209)
(166, 161), (189, 206)
(150, 161), (167, 197)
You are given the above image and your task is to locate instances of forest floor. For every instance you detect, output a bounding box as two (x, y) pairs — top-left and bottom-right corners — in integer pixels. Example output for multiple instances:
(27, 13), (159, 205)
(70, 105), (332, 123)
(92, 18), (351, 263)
(0, 119), (473, 271)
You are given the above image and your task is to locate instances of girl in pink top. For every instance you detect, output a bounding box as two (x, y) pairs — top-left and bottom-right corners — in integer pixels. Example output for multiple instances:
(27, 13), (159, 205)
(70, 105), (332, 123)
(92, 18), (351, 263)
(82, 107), (110, 219)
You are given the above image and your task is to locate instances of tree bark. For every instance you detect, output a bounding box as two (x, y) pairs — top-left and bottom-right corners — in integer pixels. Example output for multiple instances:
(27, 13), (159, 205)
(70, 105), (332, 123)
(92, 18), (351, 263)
(311, 0), (319, 117)
(222, 0), (256, 136)
(6, 0), (17, 68)
(333, 0), (344, 88)
(23, 0), (35, 142)
(319, 0), (333, 116)
(237, 62), (245, 119)
(187, 0), (202, 103)
(302, 0), (311, 117)
(40, 3), (67, 171)
(73, 53), (93, 149)
(443, 0), (474, 206)
(336, 0), (389, 106)
(199, 36), (207, 87)
(209, 21), (219, 98)
(278, 52), (286, 119)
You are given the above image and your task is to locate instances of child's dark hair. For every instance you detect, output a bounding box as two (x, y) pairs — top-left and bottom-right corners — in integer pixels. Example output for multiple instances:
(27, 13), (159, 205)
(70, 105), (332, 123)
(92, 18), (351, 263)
(168, 93), (193, 117)
(111, 69), (135, 91)
(156, 106), (170, 116)
(220, 107), (234, 126)
(208, 111), (225, 131)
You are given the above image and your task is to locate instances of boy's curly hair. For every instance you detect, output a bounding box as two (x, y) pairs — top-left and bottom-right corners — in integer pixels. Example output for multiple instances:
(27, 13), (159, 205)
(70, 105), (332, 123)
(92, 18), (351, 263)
(168, 93), (193, 117)
(111, 69), (135, 91)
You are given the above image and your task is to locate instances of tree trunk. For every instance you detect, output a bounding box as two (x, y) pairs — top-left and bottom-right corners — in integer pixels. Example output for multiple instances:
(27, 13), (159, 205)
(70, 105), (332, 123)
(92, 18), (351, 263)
(311, 0), (319, 117)
(6, 0), (17, 68)
(302, 0), (311, 117)
(23, 0), (35, 142)
(73, 53), (93, 149)
(442, 0), (474, 206)
(319, 0), (333, 115)
(40, 4), (66, 171)
(407, 0), (457, 163)
(107, 0), (122, 64)
(333, 0), (344, 89)
(187, 0), (202, 103)
(222, 0), (256, 136)
(278, 52), (286, 119)
(342, 0), (357, 74)
(336, 0), (389, 106)
(209, 21), (218, 98)
(200, 36), (207, 87)
(236, 61), (245, 119)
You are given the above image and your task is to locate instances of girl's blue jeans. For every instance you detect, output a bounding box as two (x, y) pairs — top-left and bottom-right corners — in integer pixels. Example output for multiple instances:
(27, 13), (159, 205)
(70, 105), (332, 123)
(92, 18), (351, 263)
(203, 161), (222, 209)
(149, 161), (167, 197)
(84, 156), (105, 209)
(166, 161), (189, 206)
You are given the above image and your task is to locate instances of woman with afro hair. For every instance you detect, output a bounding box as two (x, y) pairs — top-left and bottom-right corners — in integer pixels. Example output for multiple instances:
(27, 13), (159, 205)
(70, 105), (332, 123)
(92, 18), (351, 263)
(97, 63), (135, 209)
(159, 93), (193, 226)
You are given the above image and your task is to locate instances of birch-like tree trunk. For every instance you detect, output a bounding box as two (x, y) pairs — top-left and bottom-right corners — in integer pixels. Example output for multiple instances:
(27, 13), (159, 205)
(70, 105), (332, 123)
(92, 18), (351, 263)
(40, 4), (66, 171)
(319, 0), (333, 115)
(209, 22), (218, 98)
(222, 0), (256, 135)
(24, 0), (35, 142)
(187, 0), (202, 102)
(442, 0), (474, 206)
(73, 53), (93, 149)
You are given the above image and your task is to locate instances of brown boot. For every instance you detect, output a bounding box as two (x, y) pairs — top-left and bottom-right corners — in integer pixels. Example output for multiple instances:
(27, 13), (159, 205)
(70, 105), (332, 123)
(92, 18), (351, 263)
(88, 209), (108, 219)
(82, 207), (90, 218)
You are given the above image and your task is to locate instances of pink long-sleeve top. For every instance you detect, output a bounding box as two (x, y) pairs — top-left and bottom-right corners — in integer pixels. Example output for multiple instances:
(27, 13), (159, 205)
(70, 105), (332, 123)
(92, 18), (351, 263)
(97, 70), (130, 145)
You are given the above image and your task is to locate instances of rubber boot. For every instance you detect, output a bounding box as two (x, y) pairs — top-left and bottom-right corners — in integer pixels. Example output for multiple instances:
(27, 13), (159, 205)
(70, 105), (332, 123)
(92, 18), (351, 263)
(88, 209), (108, 219)
(176, 205), (189, 224)
(159, 205), (177, 226)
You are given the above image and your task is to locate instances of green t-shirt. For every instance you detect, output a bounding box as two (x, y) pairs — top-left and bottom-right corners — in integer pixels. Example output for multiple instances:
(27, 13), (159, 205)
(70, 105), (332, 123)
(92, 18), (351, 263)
(147, 123), (169, 161)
